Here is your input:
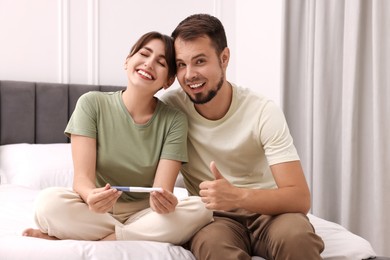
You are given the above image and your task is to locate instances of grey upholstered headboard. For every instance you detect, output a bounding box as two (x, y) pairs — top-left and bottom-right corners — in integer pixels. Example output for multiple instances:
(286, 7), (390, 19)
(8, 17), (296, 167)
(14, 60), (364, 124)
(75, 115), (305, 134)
(0, 80), (125, 145)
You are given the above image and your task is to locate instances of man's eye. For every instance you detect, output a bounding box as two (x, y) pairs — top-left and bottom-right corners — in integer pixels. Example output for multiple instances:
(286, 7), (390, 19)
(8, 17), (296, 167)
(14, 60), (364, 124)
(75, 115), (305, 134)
(196, 59), (205, 65)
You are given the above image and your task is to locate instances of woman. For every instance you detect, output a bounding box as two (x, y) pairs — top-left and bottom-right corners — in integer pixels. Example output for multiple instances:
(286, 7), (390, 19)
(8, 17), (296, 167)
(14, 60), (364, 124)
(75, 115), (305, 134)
(22, 31), (212, 244)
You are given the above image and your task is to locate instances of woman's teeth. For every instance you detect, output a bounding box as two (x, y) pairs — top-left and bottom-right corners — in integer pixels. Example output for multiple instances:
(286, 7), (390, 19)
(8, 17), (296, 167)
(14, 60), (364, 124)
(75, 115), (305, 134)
(138, 70), (152, 79)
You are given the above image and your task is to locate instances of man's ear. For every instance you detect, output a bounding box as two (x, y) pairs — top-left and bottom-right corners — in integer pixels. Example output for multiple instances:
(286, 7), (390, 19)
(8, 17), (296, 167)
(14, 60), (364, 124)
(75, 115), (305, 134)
(162, 76), (176, 90)
(220, 47), (230, 69)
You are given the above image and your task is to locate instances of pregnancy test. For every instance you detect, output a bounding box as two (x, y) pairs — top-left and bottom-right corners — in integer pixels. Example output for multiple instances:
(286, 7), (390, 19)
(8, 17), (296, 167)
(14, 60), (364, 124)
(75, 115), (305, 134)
(111, 186), (163, 193)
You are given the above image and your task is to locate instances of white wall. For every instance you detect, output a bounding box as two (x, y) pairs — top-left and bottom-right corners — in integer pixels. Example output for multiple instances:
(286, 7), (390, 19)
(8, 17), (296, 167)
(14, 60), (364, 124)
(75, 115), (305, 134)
(0, 0), (281, 104)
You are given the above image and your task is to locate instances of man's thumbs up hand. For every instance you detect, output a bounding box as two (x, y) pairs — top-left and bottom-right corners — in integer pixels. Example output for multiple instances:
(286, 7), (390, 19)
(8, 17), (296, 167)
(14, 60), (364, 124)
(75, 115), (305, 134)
(210, 161), (223, 180)
(199, 161), (238, 211)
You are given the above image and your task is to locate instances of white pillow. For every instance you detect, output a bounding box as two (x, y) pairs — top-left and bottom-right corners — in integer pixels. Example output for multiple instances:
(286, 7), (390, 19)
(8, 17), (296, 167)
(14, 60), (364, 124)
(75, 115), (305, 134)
(308, 214), (376, 259)
(0, 143), (74, 189)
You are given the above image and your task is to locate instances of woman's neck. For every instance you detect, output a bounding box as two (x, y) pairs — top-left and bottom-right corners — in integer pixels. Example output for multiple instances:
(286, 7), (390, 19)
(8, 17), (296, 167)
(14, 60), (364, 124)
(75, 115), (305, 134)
(122, 88), (157, 124)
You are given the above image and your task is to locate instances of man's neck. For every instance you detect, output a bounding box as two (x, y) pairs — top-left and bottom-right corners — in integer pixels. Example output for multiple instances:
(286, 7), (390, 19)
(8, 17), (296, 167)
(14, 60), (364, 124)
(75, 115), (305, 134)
(194, 81), (232, 120)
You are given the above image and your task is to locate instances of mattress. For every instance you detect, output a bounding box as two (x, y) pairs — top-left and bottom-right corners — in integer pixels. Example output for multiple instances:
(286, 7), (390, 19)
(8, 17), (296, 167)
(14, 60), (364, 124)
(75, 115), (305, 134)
(0, 144), (378, 260)
(0, 181), (378, 260)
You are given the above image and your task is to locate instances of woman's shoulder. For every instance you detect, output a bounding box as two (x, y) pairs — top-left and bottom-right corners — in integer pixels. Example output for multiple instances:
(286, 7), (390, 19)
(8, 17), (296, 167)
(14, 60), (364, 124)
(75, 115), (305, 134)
(78, 90), (120, 105)
(157, 99), (187, 121)
(81, 90), (119, 99)
(158, 98), (185, 113)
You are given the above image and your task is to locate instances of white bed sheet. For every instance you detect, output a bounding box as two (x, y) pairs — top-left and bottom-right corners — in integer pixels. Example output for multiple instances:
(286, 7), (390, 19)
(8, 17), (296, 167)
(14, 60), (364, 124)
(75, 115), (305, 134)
(0, 185), (195, 260)
(0, 184), (377, 260)
(0, 144), (377, 260)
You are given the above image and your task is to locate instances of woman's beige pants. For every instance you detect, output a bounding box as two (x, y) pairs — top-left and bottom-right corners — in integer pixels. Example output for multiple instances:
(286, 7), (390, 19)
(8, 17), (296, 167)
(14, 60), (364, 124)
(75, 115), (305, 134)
(34, 187), (212, 244)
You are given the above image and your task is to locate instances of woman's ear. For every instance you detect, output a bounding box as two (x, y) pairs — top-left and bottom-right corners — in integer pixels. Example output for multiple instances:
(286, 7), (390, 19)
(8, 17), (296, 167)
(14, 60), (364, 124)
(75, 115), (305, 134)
(162, 76), (176, 90)
(124, 58), (129, 70)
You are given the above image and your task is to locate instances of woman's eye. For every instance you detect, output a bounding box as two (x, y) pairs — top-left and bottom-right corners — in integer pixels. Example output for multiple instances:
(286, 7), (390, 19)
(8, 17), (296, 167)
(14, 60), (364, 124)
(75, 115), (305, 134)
(158, 61), (166, 67)
(177, 63), (185, 68)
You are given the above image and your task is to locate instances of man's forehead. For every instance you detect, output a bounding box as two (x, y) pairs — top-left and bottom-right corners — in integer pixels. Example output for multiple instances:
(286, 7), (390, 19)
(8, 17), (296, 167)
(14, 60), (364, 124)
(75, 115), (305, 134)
(174, 37), (214, 59)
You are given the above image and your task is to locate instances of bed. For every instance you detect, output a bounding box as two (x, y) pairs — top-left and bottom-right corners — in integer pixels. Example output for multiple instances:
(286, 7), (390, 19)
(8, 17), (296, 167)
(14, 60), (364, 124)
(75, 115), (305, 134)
(0, 80), (382, 260)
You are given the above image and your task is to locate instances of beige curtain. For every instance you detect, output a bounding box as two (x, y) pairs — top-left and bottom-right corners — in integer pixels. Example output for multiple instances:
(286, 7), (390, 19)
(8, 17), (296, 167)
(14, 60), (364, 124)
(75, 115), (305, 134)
(281, 0), (390, 256)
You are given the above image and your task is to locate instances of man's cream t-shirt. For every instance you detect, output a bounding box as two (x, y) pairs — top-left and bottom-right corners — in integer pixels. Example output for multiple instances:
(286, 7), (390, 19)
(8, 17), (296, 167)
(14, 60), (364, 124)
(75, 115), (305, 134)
(161, 83), (299, 196)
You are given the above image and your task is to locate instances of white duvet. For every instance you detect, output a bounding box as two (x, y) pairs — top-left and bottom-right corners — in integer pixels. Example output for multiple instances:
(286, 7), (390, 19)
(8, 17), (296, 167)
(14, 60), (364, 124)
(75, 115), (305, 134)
(0, 144), (377, 260)
(0, 185), (195, 260)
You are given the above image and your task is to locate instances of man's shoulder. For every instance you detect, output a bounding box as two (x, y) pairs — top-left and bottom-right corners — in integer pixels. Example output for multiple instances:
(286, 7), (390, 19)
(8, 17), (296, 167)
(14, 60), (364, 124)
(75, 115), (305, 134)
(233, 84), (266, 99)
(161, 88), (184, 101)
(232, 84), (273, 109)
(160, 88), (188, 108)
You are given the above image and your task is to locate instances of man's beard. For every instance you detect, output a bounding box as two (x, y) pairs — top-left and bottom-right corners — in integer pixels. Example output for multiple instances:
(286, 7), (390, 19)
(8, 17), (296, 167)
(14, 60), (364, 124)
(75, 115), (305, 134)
(187, 75), (224, 105)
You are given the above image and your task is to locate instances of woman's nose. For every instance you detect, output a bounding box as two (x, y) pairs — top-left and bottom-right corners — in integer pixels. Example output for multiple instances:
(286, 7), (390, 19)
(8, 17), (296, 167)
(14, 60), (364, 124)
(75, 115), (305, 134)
(144, 61), (150, 68)
(143, 58), (153, 69)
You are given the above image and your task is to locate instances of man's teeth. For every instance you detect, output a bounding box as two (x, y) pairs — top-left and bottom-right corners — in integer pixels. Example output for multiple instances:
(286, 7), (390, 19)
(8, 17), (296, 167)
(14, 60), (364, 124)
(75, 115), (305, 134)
(138, 70), (152, 79)
(189, 83), (203, 89)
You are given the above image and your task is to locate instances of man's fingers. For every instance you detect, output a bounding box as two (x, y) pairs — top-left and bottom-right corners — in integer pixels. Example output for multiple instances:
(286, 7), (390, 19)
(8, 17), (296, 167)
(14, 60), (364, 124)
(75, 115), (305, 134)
(210, 161), (224, 180)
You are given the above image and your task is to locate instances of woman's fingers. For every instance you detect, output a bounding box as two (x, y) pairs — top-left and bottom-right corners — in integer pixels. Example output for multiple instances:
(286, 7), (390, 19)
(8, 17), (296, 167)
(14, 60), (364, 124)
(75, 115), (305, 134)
(150, 190), (178, 214)
(87, 187), (122, 213)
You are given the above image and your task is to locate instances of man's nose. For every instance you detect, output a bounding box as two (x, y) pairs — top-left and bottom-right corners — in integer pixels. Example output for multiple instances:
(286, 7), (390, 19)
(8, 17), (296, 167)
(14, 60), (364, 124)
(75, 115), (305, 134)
(185, 66), (197, 81)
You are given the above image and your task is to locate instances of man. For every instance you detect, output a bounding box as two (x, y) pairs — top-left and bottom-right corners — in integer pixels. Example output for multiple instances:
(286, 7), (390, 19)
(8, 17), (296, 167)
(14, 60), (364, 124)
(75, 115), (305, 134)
(161, 14), (324, 260)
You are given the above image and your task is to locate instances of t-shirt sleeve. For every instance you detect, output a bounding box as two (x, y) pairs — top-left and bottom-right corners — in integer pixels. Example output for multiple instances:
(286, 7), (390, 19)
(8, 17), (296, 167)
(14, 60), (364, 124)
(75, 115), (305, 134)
(64, 93), (97, 139)
(258, 101), (300, 166)
(160, 110), (189, 163)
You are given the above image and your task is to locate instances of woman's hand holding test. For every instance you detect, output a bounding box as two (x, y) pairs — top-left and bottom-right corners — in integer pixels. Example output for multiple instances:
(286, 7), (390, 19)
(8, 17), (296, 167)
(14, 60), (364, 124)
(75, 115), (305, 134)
(150, 189), (178, 214)
(86, 184), (122, 213)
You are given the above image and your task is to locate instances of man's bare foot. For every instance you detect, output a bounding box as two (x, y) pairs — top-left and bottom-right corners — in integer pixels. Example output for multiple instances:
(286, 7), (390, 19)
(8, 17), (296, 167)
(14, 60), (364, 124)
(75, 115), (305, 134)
(22, 228), (58, 240)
